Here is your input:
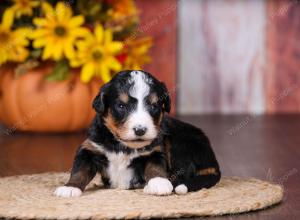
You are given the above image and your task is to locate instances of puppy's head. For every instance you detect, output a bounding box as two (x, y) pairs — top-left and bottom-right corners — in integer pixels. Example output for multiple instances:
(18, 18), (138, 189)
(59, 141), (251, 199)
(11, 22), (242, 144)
(93, 70), (170, 149)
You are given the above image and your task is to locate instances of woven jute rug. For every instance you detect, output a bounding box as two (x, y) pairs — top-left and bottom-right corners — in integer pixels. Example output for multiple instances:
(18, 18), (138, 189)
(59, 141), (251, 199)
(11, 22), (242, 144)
(0, 173), (283, 219)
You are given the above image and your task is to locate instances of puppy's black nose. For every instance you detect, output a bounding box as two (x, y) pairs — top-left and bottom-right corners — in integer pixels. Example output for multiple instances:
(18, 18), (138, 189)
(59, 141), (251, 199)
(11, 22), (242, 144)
(133, 126), (147, 136)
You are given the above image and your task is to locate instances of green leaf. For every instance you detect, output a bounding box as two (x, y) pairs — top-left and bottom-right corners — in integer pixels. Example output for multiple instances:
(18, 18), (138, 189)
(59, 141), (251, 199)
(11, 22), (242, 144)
(46, 60), (70, 81)
(14, 59), (39, 77)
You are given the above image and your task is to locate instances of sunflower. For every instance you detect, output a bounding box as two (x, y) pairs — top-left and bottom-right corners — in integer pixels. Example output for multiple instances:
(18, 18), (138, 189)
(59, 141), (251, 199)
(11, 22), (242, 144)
(124, 37), (152, 69)
(0, 9), (30, 65)
(10, 0), (39, 18)
(70, 24), (123, 83)
(31, 2), (89, 61)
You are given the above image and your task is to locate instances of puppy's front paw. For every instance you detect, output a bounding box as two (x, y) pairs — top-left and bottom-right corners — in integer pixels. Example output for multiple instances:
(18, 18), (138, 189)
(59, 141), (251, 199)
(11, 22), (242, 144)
(54, 186), (82, 198)
(143, 177), (173, 196)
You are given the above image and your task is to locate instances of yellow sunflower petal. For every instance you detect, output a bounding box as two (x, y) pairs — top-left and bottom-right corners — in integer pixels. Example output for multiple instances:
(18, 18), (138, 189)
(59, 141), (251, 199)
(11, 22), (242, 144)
(70, 57), (82, 67)
(64, 42), (75, 59)
(14, 28), (32, 40)
(57, 2), (72, 21)
(95, 24), (104, 43)
(33, 18), (47, 27)
(104, 30), (113, 44)
(53, 42), (64, 60)
(29, 29), (50, 39)
(106, 57), (121, 71)
(107, 42), (123, 54)
(56, 2), (66, 22)
(69, 16), (84, 27)
(81, 62), (95, 83)
(64, 4), (73, 19)
(42, 2), (54, 16)
(42, 44), (54, 60)
(99, 63), (111, 83)
(33, 38), (47, 48)
(1, 9), (14, 30)
(76, 40), (88, 51)
(71, 27), (90, 38)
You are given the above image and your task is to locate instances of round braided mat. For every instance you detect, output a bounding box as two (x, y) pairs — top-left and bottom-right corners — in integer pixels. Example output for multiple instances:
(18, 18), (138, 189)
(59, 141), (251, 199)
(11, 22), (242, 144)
(0, 173), (283, 219)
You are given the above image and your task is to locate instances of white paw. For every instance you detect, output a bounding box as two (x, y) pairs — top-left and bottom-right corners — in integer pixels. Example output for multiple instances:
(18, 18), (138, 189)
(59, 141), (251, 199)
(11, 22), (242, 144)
(143, 177), (173, 196)
(54, 186), (82, 198)
(175, 184), (188, 195)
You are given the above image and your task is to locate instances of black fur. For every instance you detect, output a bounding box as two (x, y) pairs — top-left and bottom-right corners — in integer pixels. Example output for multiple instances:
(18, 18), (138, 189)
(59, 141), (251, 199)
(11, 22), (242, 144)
(162, 116), (221, 191)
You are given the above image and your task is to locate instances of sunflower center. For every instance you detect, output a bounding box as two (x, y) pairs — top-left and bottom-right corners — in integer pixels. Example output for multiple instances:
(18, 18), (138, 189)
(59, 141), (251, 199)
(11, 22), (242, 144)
(54, 26), (67, 37)
(0, 32), (9, 42)
(92, 50), (103, 60)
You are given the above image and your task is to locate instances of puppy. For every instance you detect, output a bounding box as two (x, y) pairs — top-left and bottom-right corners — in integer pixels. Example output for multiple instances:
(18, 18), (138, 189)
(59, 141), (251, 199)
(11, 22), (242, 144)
(54, 70), (221, 197)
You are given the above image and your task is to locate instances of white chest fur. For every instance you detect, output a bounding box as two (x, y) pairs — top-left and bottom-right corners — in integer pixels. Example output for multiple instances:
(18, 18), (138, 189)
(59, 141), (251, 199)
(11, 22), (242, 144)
(106, 152), (138, 189)
(90, 141), (139, 189)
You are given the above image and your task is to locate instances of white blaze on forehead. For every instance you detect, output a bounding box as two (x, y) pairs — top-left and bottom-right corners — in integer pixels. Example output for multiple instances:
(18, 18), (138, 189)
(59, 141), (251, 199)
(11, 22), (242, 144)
(123, 71), (157, 140)
(129, 71), (150, 99)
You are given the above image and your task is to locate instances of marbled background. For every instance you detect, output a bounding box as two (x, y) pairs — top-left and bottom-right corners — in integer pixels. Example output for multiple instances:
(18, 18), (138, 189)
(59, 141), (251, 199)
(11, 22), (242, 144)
(137, 0), (300, 114)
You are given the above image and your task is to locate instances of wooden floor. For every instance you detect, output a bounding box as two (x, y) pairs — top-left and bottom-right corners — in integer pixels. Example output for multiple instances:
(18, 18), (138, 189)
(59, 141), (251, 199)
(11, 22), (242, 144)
(0, 115), (299, 219)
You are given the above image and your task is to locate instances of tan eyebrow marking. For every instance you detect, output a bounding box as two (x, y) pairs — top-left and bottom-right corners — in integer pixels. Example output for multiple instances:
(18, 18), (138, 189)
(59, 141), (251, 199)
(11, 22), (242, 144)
(119, 93), (129, 103)
(149, 93), (158, 104)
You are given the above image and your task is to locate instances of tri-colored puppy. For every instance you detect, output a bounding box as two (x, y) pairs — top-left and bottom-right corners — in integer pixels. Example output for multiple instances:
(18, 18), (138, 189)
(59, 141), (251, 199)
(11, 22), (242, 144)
(54, 70), (221, 197)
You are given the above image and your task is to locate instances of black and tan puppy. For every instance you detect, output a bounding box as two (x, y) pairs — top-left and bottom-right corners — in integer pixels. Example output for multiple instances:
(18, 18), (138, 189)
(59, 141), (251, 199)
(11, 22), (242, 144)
(54, 70), (221, 197)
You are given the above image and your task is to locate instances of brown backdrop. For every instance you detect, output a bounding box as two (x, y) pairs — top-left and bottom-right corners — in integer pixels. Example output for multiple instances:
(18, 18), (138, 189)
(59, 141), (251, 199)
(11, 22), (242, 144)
(136, 0), (177, 114)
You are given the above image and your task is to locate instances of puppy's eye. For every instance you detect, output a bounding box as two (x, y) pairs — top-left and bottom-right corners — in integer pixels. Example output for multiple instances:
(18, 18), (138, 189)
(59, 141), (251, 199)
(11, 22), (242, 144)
(116, 102), (128, 112)
(150, 104), (159, 111)
(118, 103), (126, 109)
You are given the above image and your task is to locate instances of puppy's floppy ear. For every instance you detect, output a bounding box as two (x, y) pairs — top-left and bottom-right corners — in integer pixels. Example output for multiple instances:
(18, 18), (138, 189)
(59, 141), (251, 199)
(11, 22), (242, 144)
(92, 82), (111, 115)
(160, 82), (171, 113)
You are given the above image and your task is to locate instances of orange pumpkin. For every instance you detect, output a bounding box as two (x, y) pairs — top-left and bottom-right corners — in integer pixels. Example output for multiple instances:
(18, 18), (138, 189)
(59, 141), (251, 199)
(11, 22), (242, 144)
(0, 64), (102, 132)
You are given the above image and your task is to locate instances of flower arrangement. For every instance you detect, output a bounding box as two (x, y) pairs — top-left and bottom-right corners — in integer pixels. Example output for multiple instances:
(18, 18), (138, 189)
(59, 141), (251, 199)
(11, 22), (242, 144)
(0, 0), (152, 83)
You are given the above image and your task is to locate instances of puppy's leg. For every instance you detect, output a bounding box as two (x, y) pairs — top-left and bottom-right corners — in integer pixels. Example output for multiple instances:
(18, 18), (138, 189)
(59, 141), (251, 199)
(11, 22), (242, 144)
(143, 152), (173, 196)
(183, 171), (221, 192)
(54, 149), (98, 198)
(173, 166), (221, 194)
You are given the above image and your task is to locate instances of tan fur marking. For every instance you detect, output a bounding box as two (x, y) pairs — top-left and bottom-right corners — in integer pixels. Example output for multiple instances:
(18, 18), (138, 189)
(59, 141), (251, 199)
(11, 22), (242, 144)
(103, 111), (118, 137)
(157, 112), (163, 126)
(119, 93), (129, 103)
(144, 161), (167, 182)
(139, 145), (162, 156)
(121, 140), (152, 149)
(149, 93), (159, 104)
(104, 111), (127, 138)
(198, 168), (218, 175)
(81, 139), (102, 153)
